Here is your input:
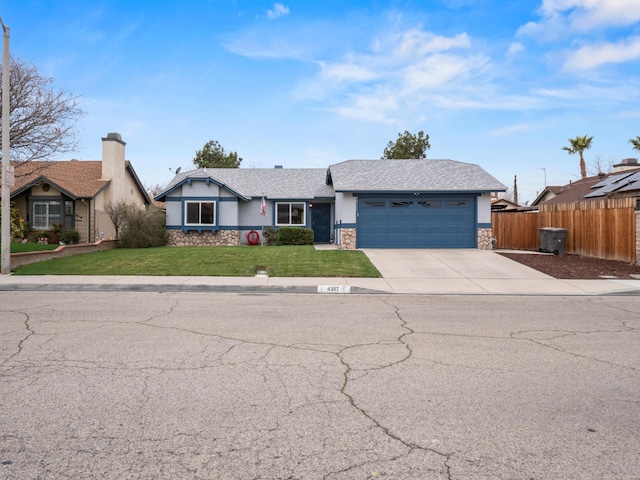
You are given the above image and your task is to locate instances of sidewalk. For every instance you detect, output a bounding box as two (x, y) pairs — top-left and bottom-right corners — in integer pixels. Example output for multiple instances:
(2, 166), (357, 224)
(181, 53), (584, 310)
(1, 273), (640, 295)
(2, 248), (640, 296)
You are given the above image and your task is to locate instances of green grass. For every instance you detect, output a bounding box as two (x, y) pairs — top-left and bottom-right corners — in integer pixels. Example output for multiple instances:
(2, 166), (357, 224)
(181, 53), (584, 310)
(12, 245), (382, 277)
(10, 242), (59, 253)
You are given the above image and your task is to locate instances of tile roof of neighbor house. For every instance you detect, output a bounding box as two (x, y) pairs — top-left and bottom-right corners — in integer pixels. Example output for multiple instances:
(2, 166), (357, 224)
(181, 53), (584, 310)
(542, 168), (640, 205)
(10, 160), (152, 204)
(159, 167), (335, 200)
(530, 185), (564, 206)
(327, 159), (507, 192)
(10, 160), (110, 198)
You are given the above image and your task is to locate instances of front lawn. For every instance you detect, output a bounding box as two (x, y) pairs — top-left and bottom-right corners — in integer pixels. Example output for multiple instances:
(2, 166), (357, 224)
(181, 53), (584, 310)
(12, 245), (381, 277)
(10, 242), (60, 253)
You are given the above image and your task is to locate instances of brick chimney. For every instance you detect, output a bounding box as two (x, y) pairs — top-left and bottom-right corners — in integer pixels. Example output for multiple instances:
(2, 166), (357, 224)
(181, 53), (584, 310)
(101, 133), (126, 202)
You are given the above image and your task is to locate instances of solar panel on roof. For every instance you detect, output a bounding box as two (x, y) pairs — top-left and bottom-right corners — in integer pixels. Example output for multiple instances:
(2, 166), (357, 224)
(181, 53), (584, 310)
(585, 181), (627, 198)
(590, 171), (634, 189)
(616, 180), (640, 192)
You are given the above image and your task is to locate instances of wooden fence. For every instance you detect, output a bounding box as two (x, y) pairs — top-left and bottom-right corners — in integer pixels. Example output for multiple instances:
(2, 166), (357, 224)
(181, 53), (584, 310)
(491, 197), (637, 263)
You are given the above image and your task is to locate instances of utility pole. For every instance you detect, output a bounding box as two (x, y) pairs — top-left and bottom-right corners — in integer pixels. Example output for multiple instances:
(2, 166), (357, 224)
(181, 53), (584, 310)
(1, 17), (10, 274)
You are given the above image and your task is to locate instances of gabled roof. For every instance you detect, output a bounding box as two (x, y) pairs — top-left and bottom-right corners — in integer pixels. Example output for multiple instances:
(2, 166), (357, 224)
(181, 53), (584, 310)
(10, 160), (151, 204)
(491, 198), (520, 210)
(156, 160), (506, 201)
(327, 159), (506, 192)
(542, 168), (640, 205)
(530, 185), (563, 207)
(10, 161), (109, 198)
(157, 167), (334, 201)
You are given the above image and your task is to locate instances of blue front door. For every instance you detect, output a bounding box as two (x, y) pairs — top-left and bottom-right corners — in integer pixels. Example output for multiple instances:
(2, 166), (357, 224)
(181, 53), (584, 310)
(311, 203), (331, 243)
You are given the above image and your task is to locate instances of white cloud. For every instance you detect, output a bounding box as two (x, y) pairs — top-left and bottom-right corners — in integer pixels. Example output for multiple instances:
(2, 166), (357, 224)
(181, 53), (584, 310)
(564, 36), (640, 70)
(267, 3), (290, 20)
(521, 0), (640, 36)
(294, 26), (491, 121)
(507, 42), (524, 56)
(488, 123), (537, 137)
(394, 30), (471, 57)
(331, 89), (401, 123)
(542, 0), (640, 30)
(318, 60), (378, 82)
(402, 54), (488, 91)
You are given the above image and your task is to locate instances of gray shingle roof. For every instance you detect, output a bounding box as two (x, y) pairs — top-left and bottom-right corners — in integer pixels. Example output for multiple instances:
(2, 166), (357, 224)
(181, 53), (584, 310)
(156, 159), (506, 201)
(328, 159), (506, 192)
(159, 167), (334, 200)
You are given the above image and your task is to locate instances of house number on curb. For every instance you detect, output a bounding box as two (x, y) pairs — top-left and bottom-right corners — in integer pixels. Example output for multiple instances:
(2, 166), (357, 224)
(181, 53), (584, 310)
(317, 285), (351, 294)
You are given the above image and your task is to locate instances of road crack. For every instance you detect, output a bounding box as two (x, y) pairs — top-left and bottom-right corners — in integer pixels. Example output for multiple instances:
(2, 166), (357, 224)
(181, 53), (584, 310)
(332, 298), (455, 479)
(0, 310), (33, 371)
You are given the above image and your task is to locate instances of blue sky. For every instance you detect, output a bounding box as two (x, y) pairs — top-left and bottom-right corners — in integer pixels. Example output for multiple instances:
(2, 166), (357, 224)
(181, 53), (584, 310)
(3, 0), (640, 203)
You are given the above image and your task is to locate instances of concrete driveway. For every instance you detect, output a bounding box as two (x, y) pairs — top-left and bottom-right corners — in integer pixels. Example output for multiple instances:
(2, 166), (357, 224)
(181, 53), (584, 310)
(361, 248), (581, 294)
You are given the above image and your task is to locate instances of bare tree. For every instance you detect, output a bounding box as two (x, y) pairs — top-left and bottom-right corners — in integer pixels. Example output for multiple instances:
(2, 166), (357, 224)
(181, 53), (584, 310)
(145, 182), (167, 199)
(104, 200), (135, 240)
(587, 155), (614, 176)
(0, 56), (84, 170)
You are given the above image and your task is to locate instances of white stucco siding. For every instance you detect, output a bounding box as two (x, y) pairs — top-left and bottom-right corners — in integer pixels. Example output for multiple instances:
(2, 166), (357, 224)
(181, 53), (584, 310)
(219, 189), (236, 198)
(334, 192), (357, 224)
(239, 199), (269, 227)
(219, 200), (239, 226)
(477, 194), (491, 224)
(165, 201), (183, 227)
(181, 181), (220, 197)
(123, 173), (147, 208)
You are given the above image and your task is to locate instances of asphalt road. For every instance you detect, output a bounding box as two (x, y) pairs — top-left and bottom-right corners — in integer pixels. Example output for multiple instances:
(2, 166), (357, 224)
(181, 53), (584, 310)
(1, 292), (639, 479)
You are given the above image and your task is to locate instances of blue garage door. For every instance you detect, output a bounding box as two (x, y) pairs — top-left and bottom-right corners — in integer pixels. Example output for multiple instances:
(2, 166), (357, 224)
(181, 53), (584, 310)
(357, 196), (476, 248)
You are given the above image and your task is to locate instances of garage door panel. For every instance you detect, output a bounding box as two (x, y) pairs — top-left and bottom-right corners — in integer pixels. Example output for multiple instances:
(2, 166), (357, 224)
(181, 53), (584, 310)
(358, 195), (476, 248)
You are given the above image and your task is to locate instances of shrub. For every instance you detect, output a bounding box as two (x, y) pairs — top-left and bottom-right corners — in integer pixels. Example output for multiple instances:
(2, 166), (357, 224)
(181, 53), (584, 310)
(51, 223), (65, 235)
(275, 227), (314, 245)
(0, 202), (22, 239)
(60, 229), (80, 245)
(118, 207), (169, 248)
(28, 230), (51, 243)
(104, 200), (137, 240)
(262, 226), (277, 246)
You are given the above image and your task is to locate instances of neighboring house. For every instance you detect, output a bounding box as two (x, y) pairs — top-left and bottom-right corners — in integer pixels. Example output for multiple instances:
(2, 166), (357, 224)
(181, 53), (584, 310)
(10, 133), (151, 242)
(155, 159), (506, 249)
(530, 186), (563, 207)
(538, 158), (640, 207)
(490, 196), (520, 211)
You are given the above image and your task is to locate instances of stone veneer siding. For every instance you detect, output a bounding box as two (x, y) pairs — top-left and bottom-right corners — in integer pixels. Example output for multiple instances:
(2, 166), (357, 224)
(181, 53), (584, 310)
(168, 230), (241, 246)
(337, 227), (492, 249)
(477, 228), (494, 250)
(339, 228), (357, 250)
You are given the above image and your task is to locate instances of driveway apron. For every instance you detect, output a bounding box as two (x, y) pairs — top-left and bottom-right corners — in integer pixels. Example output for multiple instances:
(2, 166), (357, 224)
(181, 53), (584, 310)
(360, 249), (565, 294)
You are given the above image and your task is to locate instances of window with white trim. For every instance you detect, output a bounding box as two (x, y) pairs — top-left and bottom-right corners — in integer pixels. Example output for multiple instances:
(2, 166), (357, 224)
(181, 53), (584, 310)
(32, 200), (62, 229)
(276, 202), (305, 226)
(185, 201), (215, 225)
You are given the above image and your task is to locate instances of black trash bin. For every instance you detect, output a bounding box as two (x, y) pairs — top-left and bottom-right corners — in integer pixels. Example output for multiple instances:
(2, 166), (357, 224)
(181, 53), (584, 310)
(539, 227), (568, 255)
(538, 228), (550, 253)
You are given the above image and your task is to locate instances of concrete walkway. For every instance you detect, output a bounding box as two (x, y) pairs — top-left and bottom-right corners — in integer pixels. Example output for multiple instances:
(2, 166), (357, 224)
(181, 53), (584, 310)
(1, 248), (639, 295)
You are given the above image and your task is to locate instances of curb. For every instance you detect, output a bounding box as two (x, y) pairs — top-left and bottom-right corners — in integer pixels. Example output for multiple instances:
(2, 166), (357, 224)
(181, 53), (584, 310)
(0, 283), (387, 295)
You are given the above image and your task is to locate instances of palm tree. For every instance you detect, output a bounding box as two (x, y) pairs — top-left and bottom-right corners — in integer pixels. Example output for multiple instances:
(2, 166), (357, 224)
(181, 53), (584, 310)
(562, 135), (594, 179)
(630, 136), (640, 152)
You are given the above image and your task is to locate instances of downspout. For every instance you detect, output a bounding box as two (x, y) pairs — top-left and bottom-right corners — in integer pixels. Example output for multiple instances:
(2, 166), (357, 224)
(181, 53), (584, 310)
(81, 199), (90, 243)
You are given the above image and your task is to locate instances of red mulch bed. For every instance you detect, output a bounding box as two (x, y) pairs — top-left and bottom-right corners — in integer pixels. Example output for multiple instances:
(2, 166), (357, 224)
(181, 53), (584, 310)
(498, 252), (640, 280)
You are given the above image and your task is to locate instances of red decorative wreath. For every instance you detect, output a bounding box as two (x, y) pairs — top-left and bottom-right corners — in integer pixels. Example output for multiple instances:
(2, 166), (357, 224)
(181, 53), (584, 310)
(246, 230), (260, 246)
